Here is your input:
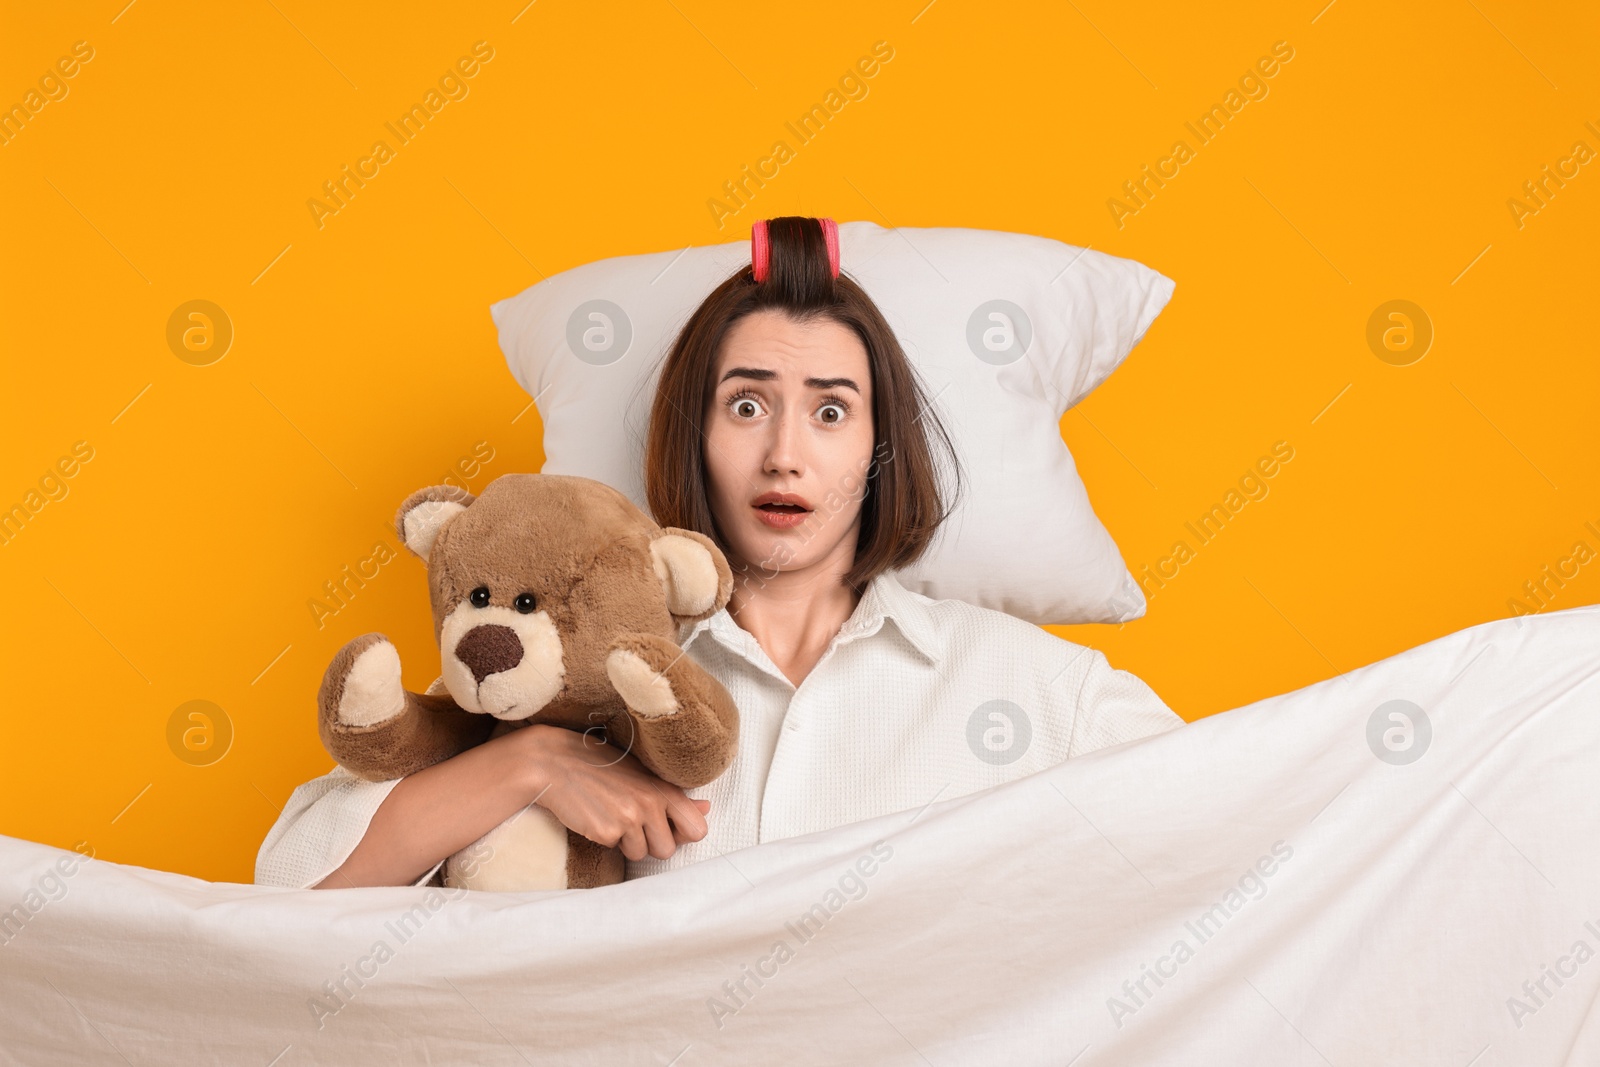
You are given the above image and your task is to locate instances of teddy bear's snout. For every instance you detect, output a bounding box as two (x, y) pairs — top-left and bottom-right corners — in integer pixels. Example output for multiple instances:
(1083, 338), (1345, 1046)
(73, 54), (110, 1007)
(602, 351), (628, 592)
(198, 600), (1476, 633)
(455, 624), (524, 682)
(438, 600), (567, 720)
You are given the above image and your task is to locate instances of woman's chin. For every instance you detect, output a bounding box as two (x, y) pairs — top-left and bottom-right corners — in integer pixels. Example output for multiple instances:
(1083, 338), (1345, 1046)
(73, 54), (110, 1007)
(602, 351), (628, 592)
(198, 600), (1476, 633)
(726, 509), (855, 578)
(732, 525), (812, 572)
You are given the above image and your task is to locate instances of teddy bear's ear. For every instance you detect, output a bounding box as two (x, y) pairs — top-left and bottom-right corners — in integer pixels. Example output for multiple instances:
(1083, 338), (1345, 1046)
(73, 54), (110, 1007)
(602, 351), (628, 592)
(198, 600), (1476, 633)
(650, 527), (734, 624)
(394, 485), (476, 560)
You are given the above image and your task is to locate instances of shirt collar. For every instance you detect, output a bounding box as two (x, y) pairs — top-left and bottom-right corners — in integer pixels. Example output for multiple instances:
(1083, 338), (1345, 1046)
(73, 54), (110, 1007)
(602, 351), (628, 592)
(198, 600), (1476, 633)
(678, 569), (941, 665)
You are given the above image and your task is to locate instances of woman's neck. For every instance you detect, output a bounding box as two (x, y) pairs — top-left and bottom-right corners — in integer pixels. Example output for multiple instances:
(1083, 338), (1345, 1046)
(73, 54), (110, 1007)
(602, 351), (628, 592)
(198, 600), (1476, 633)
(724, 555), (861, 689)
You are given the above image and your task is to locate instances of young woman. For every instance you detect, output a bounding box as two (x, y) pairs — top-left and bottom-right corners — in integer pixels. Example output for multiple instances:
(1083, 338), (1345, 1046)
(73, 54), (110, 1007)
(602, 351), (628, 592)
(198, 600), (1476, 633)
(256, 216), (1183, 890)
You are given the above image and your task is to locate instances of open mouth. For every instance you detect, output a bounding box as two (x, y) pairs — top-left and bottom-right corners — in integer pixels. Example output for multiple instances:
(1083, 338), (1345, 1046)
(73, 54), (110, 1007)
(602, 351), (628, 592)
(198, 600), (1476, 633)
(752, 493), (812, 528)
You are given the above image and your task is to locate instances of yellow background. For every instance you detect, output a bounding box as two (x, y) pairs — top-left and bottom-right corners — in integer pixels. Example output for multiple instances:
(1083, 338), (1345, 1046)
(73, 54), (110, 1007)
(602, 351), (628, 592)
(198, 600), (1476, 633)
(2, 1), (1595, 884)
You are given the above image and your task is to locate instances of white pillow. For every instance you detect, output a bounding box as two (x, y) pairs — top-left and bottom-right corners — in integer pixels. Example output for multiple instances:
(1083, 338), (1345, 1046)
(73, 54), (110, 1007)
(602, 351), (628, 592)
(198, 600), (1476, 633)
(490, 220), (1173, 625)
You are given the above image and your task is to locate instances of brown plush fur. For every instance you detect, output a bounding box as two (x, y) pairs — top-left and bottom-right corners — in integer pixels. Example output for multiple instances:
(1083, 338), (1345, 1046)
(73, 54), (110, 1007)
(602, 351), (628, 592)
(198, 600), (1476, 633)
(316, 473), (740, 890)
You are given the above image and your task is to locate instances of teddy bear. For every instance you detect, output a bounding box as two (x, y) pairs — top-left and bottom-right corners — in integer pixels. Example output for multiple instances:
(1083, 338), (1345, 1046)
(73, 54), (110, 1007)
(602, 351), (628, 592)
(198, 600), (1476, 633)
(316, 472), (741, 891)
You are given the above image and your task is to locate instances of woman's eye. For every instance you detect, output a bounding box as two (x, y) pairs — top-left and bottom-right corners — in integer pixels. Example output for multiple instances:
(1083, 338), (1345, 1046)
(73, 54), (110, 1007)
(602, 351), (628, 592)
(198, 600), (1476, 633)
(514, 592), (537, 614)
(730, 395), (761, 418)
(818, 402), (845, 424)
(470, 586), (491, 608)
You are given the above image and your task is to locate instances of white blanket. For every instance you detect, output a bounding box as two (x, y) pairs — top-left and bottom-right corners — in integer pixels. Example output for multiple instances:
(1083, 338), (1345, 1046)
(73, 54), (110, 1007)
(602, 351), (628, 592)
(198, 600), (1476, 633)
(3, 604), (1598, 1065)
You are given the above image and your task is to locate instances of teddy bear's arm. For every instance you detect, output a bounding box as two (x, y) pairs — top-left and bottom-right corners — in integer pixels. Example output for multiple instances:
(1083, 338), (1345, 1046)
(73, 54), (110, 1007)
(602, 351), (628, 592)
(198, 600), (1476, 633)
(603, 631), (740, 789)
(318, 633), (495, 783)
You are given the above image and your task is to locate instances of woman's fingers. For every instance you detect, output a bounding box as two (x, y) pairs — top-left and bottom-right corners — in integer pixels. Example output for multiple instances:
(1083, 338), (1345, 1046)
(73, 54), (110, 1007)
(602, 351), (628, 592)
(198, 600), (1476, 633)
(617, 824), (648, 862)
(667, 796), (710, 844)
(641, 809), (678, 860)
(530, 728), (714, 861)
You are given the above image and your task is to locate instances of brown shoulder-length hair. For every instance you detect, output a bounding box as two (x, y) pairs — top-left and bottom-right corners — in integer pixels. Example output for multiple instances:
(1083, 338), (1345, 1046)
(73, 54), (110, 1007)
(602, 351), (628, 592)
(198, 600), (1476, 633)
(643, 216), (963, 594)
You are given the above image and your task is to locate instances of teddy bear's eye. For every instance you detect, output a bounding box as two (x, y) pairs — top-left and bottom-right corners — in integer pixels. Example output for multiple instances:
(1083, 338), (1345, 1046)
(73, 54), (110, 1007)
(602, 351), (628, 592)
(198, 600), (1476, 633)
(514, 592), (537, 614)
(470, 586), (491, 608)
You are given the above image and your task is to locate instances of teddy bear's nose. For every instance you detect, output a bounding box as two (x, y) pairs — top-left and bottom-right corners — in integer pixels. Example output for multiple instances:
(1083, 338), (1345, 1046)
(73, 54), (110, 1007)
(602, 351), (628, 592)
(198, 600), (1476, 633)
(455, 624), (524, 683)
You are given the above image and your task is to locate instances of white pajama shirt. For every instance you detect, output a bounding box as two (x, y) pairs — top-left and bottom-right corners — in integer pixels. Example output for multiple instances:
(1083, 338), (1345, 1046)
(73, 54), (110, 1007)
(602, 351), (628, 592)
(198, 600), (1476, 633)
(255, 571), (1184, 889)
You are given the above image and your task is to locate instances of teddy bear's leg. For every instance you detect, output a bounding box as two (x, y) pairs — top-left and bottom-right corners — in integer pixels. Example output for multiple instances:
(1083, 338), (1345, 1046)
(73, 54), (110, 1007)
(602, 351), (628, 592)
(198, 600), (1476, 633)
(442, 803), (575, 891)
(566, 829), (626, 888)
(443, 815), (624, 891)
(604, 632), (740, 789)
(319, 633), (493, 782)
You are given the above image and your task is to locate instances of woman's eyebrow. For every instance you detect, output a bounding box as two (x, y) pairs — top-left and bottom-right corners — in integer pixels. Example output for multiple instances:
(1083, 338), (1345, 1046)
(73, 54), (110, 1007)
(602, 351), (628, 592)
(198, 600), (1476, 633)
(719, 366), (861, 394)
(806, 375), (860, 394)
(718, 366), (776, 385)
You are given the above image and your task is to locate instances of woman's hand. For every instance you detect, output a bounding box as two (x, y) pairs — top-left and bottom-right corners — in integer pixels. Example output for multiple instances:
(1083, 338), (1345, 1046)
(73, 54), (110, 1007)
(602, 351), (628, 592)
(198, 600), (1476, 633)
(518, 724), (711, 862)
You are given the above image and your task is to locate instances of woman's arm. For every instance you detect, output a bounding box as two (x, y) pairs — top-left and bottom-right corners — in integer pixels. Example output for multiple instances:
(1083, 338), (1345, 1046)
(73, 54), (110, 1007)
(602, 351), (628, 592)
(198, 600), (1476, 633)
(1067, 648), (1184, 757)
(312, 723), (711, 889)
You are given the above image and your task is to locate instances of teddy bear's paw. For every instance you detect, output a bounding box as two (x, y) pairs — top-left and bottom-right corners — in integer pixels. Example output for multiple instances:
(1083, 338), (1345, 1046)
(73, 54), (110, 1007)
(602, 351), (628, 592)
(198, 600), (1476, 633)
(605, 647), (682, 720)
(337, 638), (407, 728)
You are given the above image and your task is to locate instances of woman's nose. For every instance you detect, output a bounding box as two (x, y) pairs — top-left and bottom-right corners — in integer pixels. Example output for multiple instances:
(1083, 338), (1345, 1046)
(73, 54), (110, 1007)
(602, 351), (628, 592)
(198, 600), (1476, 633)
(763, 410), (804, 475)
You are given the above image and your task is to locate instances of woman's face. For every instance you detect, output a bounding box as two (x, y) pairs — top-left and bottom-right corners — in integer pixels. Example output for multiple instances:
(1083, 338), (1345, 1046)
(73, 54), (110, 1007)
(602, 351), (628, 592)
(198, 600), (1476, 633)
(702, 309), (876, 577)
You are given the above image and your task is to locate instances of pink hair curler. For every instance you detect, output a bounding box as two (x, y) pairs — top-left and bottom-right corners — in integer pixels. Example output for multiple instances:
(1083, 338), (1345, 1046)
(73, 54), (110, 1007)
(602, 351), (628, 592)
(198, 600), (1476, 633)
(751, 218), (840, 282)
